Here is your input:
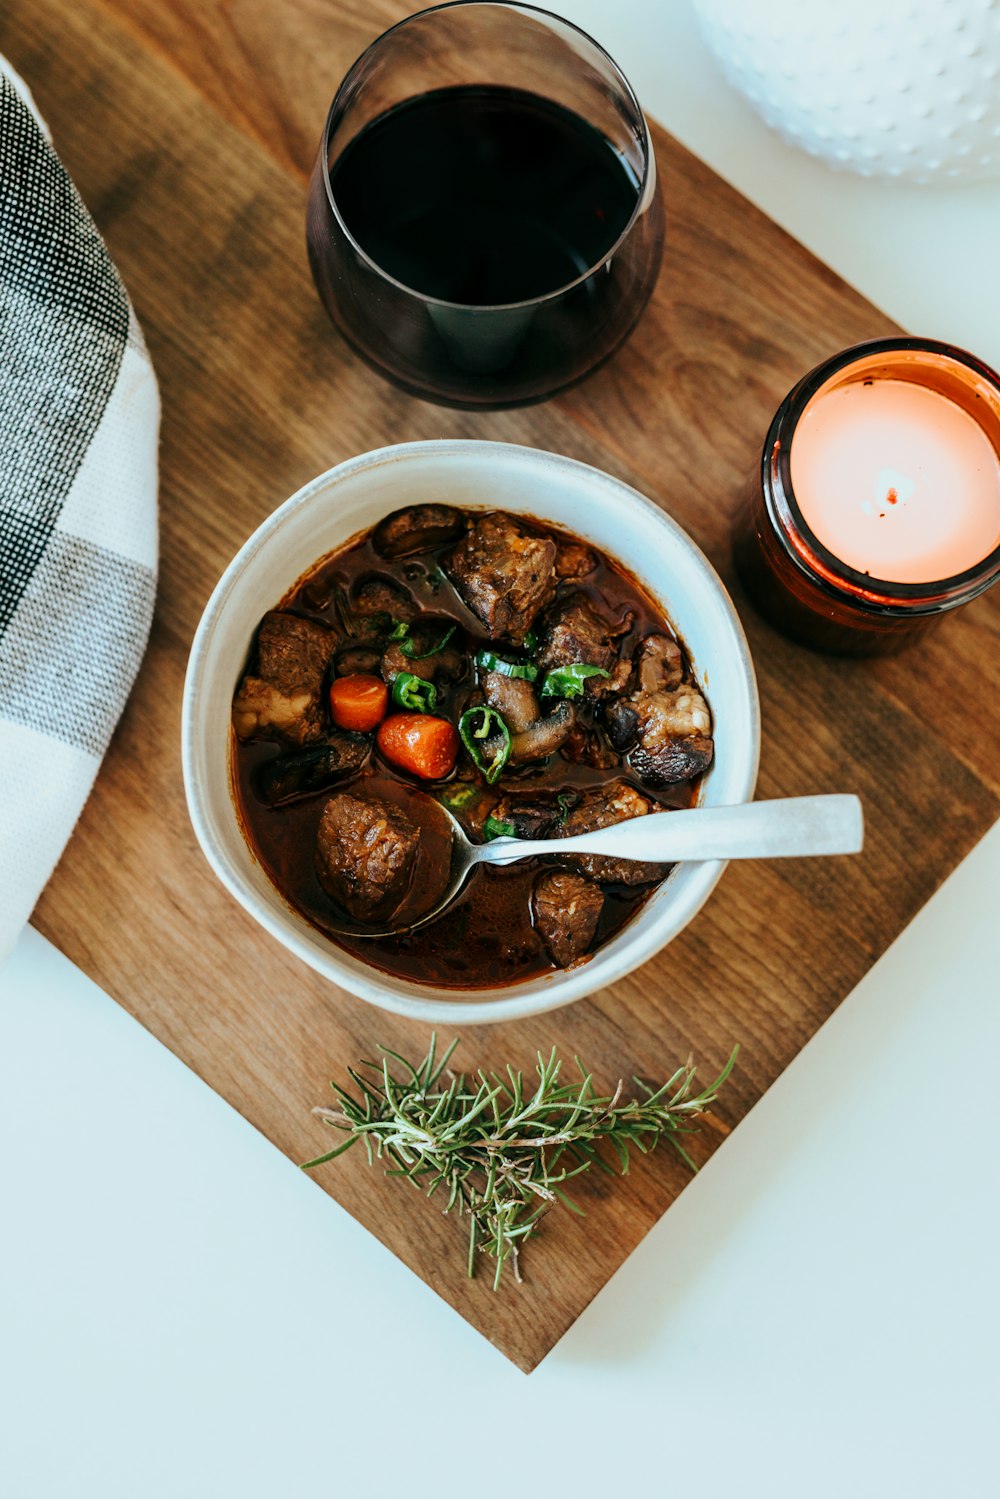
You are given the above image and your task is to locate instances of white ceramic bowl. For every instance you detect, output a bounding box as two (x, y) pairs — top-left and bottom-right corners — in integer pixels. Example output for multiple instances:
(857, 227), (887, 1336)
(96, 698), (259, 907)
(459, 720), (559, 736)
(182, 440), (760, 1025)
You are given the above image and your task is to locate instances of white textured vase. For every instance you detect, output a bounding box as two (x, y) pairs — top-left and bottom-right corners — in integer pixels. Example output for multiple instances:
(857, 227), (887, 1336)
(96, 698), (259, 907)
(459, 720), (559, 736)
(694, 0), (1000, 182)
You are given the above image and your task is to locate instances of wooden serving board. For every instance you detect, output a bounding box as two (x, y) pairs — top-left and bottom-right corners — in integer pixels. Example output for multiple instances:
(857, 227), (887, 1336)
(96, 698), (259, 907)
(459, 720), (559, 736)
(7, 0), (999, 1372)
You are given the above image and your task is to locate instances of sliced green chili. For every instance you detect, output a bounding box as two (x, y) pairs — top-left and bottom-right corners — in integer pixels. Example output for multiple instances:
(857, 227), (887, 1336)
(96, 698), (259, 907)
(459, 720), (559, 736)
(556, 791), (577, 824)
(388, 618), (410, 641)
(483, 815), (518, 841)
(523, 629), (539, 653)
(458, 705), (511, 784)
(475, 649), (539, 681)
(399, 623), (457, 660)
(392, 671), (437, 713)
(539, 663), (611, 700)
(440, 782), (479, 811)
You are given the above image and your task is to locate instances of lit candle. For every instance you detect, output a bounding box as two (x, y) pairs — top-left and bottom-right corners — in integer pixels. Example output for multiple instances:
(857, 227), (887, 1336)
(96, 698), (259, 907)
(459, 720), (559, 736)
(734, 339), (1000, 656)
(791, 378), (1000, 585)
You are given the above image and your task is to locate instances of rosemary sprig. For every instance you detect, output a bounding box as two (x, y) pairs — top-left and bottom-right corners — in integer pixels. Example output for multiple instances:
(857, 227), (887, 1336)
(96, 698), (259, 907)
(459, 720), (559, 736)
(303, 1036), (737, 1289)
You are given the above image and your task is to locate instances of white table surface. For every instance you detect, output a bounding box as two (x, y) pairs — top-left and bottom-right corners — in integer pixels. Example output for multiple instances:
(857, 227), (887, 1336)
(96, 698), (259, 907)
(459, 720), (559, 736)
(2, 5), (998, 1494)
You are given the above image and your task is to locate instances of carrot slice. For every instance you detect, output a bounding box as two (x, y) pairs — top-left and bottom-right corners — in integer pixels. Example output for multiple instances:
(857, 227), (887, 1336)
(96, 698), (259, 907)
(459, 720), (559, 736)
(329, 674), (388, 732)
(376, 714), (459, 780)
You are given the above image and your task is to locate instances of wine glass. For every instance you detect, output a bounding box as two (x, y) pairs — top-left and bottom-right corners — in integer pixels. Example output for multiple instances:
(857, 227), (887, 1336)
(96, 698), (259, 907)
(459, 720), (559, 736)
(306, 1), (665, 410)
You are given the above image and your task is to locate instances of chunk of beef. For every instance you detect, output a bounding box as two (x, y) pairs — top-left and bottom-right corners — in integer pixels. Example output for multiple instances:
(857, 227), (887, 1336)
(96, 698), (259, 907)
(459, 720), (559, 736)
(349, 576), (416, 640)
(231, 678), (316, 746)
(559, 779), (664, 886)
(315, 792), (418, 923)
(536, 594), (631, 697)
(232, 611), (336, 745)
(255, 611), (333, 691)
(554, 539), (597, 584)
(561, 779), (651, 837)
(254, 736), (370, 806)
(629, 686), (714, 786)
(606, 659), (634, 694)
(481, 670), (539, 734)
(335, 645), (383, 677)
(533, 871), (604, 968)
(601, 632), (713, 787)
(373, 504), (465, 559)
(560, 721), (621, 770)
(537, 593), (617, 674)
(490, 790), (566, 840)
(637, 633), (683, 693)
(445, 512), (556, 644)
(352, 576), (416, 619)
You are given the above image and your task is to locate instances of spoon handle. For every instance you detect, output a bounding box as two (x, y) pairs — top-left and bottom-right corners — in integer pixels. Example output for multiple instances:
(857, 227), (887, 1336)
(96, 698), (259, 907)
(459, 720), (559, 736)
(481, 794), (864, 865)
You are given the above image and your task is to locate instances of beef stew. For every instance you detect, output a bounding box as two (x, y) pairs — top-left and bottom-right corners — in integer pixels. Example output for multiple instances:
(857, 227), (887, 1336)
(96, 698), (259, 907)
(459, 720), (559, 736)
(231, 505), (714, 988)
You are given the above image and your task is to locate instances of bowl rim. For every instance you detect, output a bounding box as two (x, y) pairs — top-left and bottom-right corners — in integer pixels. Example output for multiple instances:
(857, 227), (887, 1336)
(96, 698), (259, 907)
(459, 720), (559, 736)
(181, 439), (761, 1025)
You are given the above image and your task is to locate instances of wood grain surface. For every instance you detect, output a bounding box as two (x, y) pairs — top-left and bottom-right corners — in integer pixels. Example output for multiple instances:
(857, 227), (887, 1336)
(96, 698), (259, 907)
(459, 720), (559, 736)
(6, 0), (998, 1371)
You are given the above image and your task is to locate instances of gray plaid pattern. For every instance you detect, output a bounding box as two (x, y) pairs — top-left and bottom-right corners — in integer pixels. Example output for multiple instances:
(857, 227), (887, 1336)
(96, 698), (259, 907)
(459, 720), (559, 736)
(0, 57), (158, 954)
(0, 529), (155, 757)
(0, 75), (130, 633)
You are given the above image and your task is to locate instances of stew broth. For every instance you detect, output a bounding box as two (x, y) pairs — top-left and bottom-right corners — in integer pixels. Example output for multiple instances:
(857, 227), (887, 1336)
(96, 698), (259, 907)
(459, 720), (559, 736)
(231, 512), (706, 989)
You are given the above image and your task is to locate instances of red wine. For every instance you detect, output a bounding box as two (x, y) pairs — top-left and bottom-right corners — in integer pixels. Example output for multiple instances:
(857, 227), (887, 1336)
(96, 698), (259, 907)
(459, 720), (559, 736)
(329, 86), (640, 306)
(307, 83), (663, 407)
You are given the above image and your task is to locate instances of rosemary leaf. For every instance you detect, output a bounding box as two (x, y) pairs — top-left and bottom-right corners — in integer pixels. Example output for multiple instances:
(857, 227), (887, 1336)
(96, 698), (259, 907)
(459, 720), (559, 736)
(303, 1035), (737, 1289)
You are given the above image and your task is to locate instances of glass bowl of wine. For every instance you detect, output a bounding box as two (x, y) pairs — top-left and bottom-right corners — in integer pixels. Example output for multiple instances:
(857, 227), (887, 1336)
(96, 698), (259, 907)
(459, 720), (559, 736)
(306, 1), (665, 409)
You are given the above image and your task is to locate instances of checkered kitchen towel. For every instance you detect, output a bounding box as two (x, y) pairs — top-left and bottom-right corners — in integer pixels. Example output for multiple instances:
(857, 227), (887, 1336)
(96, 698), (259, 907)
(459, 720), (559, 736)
(0, 58), (158, 962)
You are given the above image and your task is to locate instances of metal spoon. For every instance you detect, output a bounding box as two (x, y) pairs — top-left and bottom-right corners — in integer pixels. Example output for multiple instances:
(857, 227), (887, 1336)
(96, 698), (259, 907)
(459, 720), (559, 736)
(327, 792), (864, 939)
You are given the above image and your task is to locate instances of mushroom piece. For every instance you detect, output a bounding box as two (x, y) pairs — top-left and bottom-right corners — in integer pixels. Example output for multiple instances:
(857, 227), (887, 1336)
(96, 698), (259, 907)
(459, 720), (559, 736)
(603, 697), (641, 752)
(373, 504), (466, 559)
(480, 669), (576, 764)
(508, 701), (576, 764)
(253, 735), (370, 806)
(479, 668), (575, 761)
(480, 670), (539, 734)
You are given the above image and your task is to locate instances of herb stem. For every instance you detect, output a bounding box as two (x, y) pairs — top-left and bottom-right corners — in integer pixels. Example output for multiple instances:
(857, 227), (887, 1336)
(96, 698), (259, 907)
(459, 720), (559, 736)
(303, 1036), (736, 1287)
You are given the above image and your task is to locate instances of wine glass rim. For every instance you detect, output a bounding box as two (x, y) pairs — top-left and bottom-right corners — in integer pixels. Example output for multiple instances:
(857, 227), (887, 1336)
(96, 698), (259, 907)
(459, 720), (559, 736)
(317, 0), (656, 312)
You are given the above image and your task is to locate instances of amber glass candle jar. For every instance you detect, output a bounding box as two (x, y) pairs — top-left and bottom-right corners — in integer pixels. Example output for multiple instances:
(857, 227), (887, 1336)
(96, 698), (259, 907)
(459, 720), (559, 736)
(733, 338), (1000, 657)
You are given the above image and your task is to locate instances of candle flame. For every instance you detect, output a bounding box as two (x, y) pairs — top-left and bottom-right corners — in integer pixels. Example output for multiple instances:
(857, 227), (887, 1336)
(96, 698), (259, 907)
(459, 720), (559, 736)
(874, 466), (915, 509)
